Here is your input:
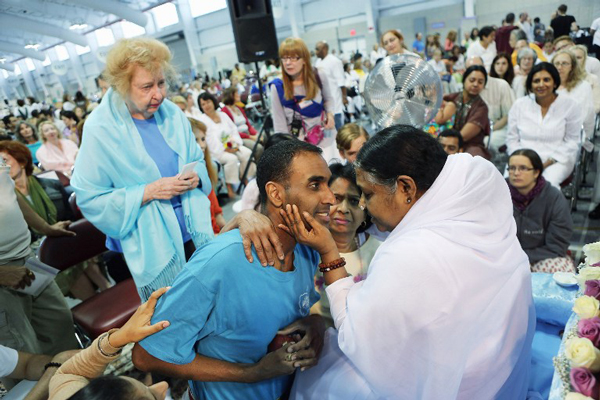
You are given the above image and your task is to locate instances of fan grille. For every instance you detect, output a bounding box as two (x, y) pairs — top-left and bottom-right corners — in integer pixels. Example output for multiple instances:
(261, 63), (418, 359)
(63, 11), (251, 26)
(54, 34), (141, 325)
(363, 54), (443, 130)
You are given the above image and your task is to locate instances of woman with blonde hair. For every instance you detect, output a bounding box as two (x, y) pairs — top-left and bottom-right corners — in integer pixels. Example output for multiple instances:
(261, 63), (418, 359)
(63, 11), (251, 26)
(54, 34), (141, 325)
(270, 37), (336, 160)
(570, 45), (600, 114)
(553, 49), (595, 137)
(70, 37), (214, 301)
(335, 123), (369, 163)
(36, 121), (78, 175)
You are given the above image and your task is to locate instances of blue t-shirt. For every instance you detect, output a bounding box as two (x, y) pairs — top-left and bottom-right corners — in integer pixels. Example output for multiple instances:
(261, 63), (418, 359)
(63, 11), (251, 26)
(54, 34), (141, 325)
(140, 230), (320, 400)
(28, 141), (42, 165)
(412, 39), (425, 53)
(105, 117), (190, 252)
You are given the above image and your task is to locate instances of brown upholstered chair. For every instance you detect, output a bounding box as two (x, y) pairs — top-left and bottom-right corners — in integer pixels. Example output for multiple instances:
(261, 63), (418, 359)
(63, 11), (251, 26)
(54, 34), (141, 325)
(38, 219), (140, 346)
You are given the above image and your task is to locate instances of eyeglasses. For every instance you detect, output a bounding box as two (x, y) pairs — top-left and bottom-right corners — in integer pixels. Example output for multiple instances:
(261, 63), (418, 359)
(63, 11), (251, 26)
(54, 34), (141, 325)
(554, 61), (571, 67)
(281, 56), (301, 62)
(508, 166), (535, 173)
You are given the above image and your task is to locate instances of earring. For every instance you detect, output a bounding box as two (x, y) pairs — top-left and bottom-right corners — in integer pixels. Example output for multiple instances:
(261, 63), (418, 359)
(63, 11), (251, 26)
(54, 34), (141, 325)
(406, 198), (412, 204)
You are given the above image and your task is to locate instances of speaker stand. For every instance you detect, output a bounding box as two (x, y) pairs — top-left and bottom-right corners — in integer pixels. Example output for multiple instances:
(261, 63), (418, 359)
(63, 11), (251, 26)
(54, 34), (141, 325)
(236, 61), (272, 195)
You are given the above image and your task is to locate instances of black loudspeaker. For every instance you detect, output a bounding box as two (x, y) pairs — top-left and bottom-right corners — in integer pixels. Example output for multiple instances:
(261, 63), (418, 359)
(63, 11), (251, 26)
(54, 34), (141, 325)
(226, 0), (279, 63)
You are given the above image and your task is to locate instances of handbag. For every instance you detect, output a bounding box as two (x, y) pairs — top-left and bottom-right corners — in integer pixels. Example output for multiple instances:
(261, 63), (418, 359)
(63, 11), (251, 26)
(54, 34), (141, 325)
(302, 112), (325, 145)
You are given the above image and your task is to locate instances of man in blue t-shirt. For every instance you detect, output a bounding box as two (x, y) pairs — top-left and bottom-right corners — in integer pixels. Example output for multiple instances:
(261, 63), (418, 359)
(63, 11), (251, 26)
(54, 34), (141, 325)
(133, 140), (336, 399)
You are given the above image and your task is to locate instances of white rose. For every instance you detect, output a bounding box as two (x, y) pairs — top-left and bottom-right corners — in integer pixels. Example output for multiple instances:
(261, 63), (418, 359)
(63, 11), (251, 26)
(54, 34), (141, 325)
(577, 267), (600, 288)
(565, 337), (600, 372)
(573, 296), (600, 319)
(583, 241), (600, 266)
(566, 393), (594, 400)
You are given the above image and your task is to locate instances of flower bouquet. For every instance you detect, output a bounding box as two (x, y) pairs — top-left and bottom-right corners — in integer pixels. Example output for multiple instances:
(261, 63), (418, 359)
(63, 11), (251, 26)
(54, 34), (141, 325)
(555, 241), (600, 399)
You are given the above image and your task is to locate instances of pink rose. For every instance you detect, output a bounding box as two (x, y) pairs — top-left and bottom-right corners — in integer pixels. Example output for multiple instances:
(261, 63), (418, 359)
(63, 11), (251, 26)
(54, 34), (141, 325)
(570, 367), (599, 399)
(586, 280), (600, 300)
(579, 318), (600, 348)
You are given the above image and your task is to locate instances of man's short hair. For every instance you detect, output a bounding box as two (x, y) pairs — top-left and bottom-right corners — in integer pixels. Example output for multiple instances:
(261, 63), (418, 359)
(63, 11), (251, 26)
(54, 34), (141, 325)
(478, 26), (496, 40)
(257, 140), (322, 207)
(438, 129), (464, 149)
(558, 4), (567, 13)
(506, 13), (515, 24)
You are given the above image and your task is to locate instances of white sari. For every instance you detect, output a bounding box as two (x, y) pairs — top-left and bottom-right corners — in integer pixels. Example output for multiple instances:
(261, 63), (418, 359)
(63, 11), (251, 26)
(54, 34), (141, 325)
(291, 153), (535, 399)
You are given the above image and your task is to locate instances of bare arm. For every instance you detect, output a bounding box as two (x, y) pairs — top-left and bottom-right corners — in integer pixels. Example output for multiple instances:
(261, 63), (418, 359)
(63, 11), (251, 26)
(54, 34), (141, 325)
(434, 102), (456, 124)
(460, 122), (483, 142)
(10, 350), (78, 400)
(132, 340), (301, 383)
(494, 115), (508, 131)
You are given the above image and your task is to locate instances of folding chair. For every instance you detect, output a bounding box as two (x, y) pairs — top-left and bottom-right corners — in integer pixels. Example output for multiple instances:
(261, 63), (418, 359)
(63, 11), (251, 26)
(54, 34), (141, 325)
(38, 219), (141, 347)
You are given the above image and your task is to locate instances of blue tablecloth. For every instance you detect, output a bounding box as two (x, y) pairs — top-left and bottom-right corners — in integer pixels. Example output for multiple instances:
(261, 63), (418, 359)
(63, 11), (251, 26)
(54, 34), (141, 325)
(530, 272), (579, 399)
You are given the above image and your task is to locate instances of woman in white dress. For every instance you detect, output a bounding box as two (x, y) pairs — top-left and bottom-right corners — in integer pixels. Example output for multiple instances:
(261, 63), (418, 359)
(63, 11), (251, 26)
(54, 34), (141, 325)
(553, 49), (595, 138)
(197, 92), (254, 198)
(285, 125), (534, 399)
(506, 62), (583, 188)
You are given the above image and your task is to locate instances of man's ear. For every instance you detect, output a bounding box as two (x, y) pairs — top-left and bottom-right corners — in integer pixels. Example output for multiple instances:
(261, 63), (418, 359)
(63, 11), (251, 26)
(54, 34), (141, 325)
(266, 181), (284, 208)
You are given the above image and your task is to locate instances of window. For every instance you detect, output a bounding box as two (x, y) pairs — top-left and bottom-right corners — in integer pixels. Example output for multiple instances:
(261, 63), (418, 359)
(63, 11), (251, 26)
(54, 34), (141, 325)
(151, 2), (179, 29)
(96, 28), (115, 47)
(121, 20), (146, 38)
(55, 45), (69, 61)
(25, 58), (36, 71)
(190, 0), (227, 17)
(42, 56), (51, 66)
(14, 64), (21, 75)
(76, 45), (90, 55)
(1, 70), (8, 78)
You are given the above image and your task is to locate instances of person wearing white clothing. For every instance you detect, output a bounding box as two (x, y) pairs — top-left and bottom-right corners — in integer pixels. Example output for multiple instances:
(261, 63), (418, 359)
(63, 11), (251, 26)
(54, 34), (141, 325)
(506, 63), (583, 188)
(315, 41), (347, 130)
(466, 56), (515, 151)
(465, 26), (497, 72)
(198, 93), (254, 197)
(571, 45), (600, 114)
(592, 17), (600, 60)
(287, 126), (534, 400)
(553, 49), (596, 138)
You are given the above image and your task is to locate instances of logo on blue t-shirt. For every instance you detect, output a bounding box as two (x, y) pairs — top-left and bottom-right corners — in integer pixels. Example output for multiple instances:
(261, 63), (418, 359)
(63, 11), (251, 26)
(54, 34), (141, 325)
(298, 291), (311, 316)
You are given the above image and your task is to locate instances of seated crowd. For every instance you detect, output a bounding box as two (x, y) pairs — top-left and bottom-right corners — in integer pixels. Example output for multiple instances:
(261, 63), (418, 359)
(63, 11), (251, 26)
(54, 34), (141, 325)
(0, 3), (599, 399)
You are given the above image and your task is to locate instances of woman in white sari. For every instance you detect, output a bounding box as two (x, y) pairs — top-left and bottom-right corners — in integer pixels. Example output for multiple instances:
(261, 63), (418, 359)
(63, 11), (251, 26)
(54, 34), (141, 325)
(283, 125), (535, 399)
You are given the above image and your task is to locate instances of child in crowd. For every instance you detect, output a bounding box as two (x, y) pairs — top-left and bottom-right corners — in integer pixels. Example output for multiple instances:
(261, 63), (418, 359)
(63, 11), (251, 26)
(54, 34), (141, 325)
(189, 118), (226, 234)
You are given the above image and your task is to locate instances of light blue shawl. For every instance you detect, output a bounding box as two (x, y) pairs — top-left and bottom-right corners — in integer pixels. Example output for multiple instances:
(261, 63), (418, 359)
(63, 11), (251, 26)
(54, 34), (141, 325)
(71, 88), (214, 301)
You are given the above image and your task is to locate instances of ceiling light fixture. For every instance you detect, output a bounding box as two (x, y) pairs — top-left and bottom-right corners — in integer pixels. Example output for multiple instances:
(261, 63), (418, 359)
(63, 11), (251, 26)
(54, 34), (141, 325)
(24, 43), (40, 50)
(69, 23), (89, 30)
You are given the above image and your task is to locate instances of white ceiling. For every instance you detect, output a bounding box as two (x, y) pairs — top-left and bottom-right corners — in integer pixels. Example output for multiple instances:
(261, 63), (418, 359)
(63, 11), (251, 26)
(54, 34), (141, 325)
(0, 0), (166, 63)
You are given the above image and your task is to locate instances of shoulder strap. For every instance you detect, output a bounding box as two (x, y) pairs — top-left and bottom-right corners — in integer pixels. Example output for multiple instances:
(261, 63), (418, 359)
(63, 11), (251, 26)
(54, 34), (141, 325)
(313, 68), (323, 91)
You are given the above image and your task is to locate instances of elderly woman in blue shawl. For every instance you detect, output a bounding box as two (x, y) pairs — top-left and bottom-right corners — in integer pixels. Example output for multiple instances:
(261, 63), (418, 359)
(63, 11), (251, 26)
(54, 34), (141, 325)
(71, 38), (213, 301)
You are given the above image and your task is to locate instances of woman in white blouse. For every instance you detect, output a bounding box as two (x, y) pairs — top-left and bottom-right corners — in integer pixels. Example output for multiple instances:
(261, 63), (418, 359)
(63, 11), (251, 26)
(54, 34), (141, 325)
(197, 92), (254, 198)
(553, 49), (595, 138)
(506, 62), (583, 187)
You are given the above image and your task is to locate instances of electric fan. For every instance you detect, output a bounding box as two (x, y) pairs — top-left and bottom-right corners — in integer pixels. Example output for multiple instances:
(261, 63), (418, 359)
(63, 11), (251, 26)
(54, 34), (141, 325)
(363, 53), (443, 129)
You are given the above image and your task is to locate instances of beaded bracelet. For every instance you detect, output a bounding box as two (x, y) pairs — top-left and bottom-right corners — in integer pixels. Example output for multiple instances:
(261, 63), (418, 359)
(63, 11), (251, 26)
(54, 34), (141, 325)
(319, 257), (346, 273)
(44, 362), (62, 371)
